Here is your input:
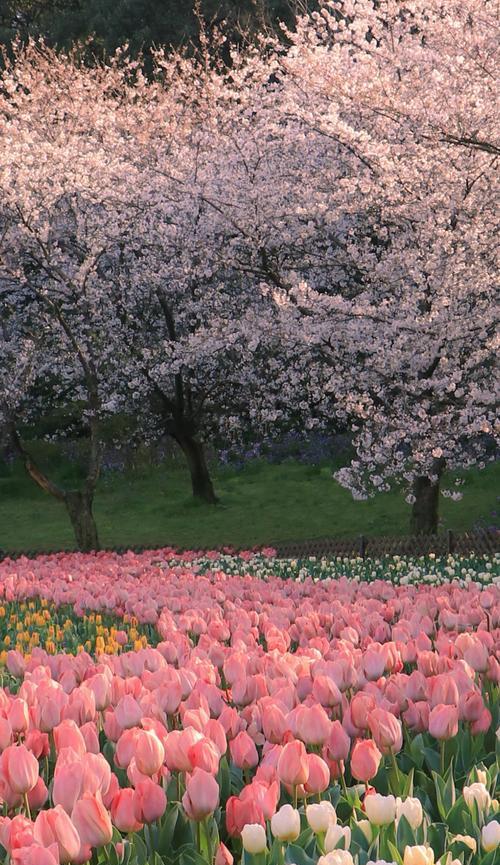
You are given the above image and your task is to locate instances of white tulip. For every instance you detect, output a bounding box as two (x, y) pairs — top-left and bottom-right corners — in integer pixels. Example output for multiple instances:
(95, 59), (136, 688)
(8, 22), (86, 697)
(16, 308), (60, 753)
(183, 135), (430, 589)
(365, 793), (397, 826)
(396, 796), (424, 830)
(306, 801), (337, 833)
(482, 821), (500, 852)
(355, 820), (373, 843)
(241, 824), (267, 854)
(476, 769), (488, 786)
(403, 846), (435, 865)
(325, 824), (351, 853)
(463, 782), (491, 814)
(271, 804), (301, 842)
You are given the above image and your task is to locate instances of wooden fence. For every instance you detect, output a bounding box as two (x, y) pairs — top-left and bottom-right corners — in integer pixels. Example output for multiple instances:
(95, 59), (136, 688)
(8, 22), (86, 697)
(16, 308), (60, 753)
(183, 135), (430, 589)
(273, 529), (499, 559)
(0, 528), (497, 562)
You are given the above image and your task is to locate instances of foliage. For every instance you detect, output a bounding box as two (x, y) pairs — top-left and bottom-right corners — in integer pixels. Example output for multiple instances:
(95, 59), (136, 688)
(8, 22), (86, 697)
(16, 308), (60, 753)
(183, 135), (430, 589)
(0, 451), (499, 553)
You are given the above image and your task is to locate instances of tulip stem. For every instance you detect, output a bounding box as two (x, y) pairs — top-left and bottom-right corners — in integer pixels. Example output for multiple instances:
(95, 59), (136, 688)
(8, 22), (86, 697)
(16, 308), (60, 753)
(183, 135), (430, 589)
(440, 740), (446, 777)
(293, 786), (298, 809)
(390, 751), (401, 792)
(23, 793), (31, 821)
(340, 771), (349, 800)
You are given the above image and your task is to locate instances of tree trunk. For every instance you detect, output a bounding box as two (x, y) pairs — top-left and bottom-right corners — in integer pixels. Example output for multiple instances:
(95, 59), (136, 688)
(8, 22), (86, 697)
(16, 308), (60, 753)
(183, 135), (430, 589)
(410, 475), (441, 535)
(64, 491), (100, 552)
(173, 432), (218, 504)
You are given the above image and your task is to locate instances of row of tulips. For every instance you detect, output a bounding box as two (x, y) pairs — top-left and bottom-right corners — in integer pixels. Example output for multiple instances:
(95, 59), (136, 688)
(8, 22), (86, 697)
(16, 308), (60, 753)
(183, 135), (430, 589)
(0, 548), (496, 864)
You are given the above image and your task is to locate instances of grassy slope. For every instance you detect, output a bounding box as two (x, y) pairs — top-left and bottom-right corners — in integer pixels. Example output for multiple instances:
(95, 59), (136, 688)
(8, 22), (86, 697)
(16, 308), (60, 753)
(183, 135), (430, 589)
(1, 447), (498, 552)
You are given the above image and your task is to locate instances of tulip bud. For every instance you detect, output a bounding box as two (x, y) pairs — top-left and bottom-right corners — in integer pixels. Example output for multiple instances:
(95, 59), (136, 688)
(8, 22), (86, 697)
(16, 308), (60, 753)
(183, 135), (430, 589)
(306, 801), (337, 834)
(396, 797), (424, 830)
(215, 843), (234, 865)
(463, 783), (491, 814)
(271, 805), (301, 842)
(241, 823), (267, 854)
(403, 846), (435, 865)
(350, 739), (382, 782)
(111, 789), (143, 833)
(428, 704), (458, 740)
(71, 791), (113, 848)
(355, 820), (372, 843)
(134, 730), (165, 776)
(364, 794), (397, 826)
(325, 824), (351, 852)
(277, 740), (309, 786)
(182, 768), (219, 821)
(482, 821), (500, 852)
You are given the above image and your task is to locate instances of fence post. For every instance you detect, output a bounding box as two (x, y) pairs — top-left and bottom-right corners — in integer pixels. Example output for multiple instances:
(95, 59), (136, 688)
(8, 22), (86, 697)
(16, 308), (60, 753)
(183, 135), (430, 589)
(359, 535), (367, 559)
(447, 529), (454, 555)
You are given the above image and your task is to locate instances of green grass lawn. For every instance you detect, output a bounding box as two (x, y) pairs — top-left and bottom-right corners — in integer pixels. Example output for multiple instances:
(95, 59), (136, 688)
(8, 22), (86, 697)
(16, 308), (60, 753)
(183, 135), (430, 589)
(0, 447), (498, 552)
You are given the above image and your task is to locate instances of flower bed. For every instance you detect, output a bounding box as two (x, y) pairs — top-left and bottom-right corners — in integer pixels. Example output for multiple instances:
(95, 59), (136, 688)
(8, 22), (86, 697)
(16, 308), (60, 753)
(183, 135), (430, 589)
(0, 549), (497, 865)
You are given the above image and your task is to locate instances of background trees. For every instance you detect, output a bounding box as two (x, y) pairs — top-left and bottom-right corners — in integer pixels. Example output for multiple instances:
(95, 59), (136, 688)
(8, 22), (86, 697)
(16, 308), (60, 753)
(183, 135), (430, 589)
(0, 0), (498, 548)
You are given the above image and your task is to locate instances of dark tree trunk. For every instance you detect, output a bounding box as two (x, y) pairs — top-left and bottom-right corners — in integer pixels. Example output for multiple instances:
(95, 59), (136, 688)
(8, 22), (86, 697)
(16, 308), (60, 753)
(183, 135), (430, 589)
(64, 491), (100, 552)
(172, 431), (218, 504)
(410, 475), (441, 535)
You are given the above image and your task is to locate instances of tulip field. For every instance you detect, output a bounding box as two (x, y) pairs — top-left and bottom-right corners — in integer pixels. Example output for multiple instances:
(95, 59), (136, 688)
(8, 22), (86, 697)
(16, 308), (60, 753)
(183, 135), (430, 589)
(0, 549), (497, 865)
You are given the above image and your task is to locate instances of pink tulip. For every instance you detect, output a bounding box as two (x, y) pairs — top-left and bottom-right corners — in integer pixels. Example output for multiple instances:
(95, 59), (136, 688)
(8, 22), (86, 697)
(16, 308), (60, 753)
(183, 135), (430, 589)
(230, 731), (259, 769)
(277, 739), (309, 786)
(226, 794), (264, 837)
(368, 708), (403, 755)
(8, 699), (29, 734)
(28, 777), (49, 811)
(111, 789), (143, 833)
(53, 721), (86, 757)
(6, 651), (26, 679)
(11, 844), (60, 865)
(428, 704), (459, 740)
(133, 778), (167, 823)
(1, 744), (39, 794)
(0, 718), (12, 752)
(114, 695), (142, 730)
(325, 720), (350, 762)
(188, 737), (221, 774)
(182, 768), (219, 821)
(215, 842), (234, 865)
(134, 729), (165, 776)
(71, 792), (113, 848)
(304, 754), (330, 794)
(34, 806), (81, 863)
(350, 692), (377, 730)
(295, 704), (331, 745)
(350, 739), (382, 782)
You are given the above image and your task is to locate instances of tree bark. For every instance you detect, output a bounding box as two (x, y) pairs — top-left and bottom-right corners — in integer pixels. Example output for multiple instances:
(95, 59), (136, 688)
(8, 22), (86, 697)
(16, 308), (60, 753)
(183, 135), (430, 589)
(64, 490), (100, 552)
(410, 474), (441, 535)
(9, 427), (101, 552)
(172, 430), (218, 504)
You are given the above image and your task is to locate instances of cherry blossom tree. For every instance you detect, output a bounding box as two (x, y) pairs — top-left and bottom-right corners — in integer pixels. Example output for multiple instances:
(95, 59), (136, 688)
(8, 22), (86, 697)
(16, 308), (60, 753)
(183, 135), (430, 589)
(262, 0), (500, 533)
